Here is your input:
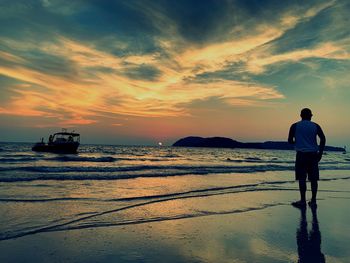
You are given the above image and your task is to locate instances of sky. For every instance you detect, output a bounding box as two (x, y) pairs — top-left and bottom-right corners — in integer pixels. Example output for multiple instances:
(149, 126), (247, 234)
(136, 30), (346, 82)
(0, 0), (349, 146)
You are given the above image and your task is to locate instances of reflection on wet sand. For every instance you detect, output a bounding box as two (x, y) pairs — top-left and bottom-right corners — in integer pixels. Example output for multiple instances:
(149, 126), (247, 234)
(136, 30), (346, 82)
(296, 206), (325, 263)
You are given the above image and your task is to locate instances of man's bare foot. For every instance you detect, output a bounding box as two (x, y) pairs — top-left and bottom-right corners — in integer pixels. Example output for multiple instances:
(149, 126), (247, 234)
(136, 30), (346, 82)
(308, 200), (317, 208)
(291, 200), (306, 208)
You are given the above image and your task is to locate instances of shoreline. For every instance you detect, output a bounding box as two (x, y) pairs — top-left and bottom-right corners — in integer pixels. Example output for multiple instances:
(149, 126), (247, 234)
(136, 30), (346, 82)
(1, 175), (350, 262)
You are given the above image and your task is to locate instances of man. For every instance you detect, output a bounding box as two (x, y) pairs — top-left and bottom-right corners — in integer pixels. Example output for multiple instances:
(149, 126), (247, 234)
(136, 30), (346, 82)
(288, 108), (326, 208)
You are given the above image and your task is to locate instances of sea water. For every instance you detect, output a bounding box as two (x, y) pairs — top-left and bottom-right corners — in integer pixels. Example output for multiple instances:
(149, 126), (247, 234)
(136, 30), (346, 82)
(0, 142), (349, 241)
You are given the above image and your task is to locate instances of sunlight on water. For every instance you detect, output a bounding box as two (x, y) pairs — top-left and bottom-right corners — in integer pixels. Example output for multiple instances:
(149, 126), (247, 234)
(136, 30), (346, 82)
(0, 142), (349, 242)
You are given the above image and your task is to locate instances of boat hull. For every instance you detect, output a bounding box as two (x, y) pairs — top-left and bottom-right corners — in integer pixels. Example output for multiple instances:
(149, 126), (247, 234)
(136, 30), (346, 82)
(32, 143), (79, 154)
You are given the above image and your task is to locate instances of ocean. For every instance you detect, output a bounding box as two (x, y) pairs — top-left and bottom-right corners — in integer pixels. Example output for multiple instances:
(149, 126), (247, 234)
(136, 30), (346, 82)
(0, 142), (349, 242)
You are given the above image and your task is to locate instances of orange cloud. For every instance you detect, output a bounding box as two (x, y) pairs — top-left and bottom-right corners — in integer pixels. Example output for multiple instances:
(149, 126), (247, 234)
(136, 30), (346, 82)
(245, 41), (350, 74)
(0, 1), (342, 127)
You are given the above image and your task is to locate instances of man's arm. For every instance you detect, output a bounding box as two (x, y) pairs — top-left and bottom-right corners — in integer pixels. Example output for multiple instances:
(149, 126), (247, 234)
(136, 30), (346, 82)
(316, 124), (326, 161)
(288, 123), (296, 144)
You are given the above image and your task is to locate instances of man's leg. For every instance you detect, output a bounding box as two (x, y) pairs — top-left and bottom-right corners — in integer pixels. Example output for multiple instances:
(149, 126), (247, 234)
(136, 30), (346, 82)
(311, 180), (318, 202)
(299, 179), (307, 202)
(309, 152), (319, 205)
(292, 178), (307, 207)
(293, 152), (307, 207)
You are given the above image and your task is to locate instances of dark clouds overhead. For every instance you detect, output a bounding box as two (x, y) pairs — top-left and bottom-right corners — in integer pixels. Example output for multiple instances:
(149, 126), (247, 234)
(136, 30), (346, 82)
(0, 0), (349, 144)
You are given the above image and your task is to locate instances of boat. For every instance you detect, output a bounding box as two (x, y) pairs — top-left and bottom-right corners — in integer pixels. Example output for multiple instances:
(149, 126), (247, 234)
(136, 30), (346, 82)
(32, 130), (80, 153)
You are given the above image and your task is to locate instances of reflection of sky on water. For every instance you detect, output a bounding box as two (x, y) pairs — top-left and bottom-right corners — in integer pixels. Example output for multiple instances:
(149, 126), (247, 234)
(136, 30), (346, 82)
(1, 183), (350, 262)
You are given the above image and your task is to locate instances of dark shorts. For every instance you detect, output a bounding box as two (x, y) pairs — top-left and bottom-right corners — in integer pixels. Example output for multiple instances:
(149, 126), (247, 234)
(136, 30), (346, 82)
(295, 151), (319, 181)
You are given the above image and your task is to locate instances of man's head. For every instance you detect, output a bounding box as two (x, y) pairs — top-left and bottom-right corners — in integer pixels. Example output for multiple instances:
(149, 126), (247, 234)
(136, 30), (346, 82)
(300, 108), (313, 120)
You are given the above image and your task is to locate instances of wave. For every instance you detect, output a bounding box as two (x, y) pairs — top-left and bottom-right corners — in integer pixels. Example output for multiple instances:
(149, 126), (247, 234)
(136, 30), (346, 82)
(0, 201), (284, 241)
(226, 157), (294, 164)
(1, 163), (350, 182)
(0, 167), (292, 182)
(161, 154), (181, 158)
(0, 153), (43, 157)
(0, 180), (294, 241)
(0, 197), (94, 202)
(2, 176), (349, 203)
(245, 157), (262, 161)
(50, 156), (117, 162)
(0, 181), (294, 202)
(102, 151), (117, 155)
(3, 178), (350, 240)
(0, 155), (176, 163)
(0, 164), (285, 172)
(1, 174), (350, 241)
(0, 157), (40, 162)
(100, 157), (175, 162)
(226, 158), (350, 165)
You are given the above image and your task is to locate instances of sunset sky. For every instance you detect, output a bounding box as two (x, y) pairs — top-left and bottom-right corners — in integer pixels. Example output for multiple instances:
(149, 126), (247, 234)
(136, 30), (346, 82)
(0, 0), (349, 146)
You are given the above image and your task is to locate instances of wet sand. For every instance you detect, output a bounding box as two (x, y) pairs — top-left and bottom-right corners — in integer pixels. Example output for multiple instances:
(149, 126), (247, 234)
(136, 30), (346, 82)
(1, 177), (350, 262)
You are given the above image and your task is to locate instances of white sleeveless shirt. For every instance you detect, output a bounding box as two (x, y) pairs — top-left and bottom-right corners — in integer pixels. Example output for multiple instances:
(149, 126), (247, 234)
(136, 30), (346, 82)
(295, 120), (319, 152)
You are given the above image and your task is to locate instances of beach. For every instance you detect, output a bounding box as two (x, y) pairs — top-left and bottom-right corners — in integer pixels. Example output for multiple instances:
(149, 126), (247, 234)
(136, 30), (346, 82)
(0, 143), (350, 262)
(1, 0), (350, 261)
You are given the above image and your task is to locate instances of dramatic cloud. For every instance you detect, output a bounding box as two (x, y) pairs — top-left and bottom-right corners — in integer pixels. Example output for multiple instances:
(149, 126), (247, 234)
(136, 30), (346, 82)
(0, 0), (349, 144)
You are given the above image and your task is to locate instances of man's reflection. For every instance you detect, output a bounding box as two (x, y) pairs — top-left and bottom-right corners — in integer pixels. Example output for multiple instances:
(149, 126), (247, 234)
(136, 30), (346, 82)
(296, 206), (325, 262)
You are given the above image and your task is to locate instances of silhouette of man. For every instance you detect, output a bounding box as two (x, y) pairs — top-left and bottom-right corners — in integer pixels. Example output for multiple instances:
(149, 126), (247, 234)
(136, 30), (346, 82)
(288, 108), (326, 208)
(296, 206), (325, 262)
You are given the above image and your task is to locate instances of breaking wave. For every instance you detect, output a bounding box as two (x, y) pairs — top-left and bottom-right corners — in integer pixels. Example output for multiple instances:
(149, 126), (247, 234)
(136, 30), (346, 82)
(1, 163), (350, 182)
(50, 156), (117, 162)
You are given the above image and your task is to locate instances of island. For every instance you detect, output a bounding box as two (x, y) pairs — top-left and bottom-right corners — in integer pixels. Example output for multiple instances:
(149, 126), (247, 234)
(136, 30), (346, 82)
(172, 136), (345, 152)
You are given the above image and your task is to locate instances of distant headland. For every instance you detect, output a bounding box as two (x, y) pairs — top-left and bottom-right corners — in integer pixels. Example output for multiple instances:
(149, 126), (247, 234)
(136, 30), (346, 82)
(172, 136), (345, 152)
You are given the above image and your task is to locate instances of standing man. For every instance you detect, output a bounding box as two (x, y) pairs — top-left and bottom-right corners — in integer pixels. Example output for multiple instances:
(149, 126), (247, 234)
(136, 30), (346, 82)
(288, 108), (326, 208)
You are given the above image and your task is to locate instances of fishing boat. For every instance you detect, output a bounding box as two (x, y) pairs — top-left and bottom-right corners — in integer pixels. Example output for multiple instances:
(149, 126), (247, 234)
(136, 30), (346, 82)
(32, 130), (80, 153)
